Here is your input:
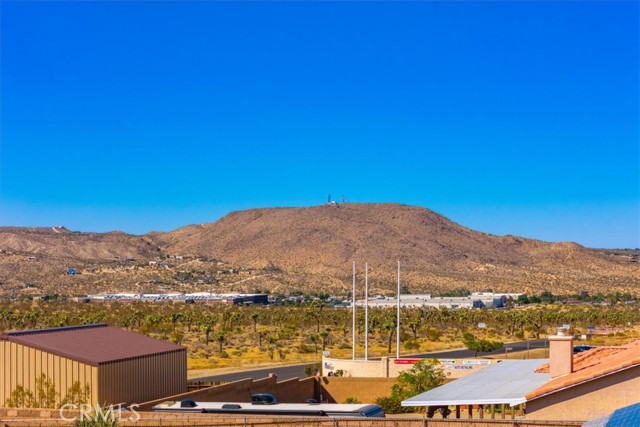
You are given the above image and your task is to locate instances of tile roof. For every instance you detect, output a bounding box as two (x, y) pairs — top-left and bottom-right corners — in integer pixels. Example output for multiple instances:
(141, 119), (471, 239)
(526, 340), (640, 401)
(0, 323), (185, 366)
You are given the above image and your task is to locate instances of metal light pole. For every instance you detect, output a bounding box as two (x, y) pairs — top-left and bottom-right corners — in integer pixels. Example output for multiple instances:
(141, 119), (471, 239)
(352, 260), (356, 361)
(396, 260), (401, 359)
(364, 262), (369, 361)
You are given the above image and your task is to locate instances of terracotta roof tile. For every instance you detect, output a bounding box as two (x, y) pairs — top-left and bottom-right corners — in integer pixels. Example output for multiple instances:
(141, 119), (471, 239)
(526, 340), (640, 401)
(0, 323), (185, 366)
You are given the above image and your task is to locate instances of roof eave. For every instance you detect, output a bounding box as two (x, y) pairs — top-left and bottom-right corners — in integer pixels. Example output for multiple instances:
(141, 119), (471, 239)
(526, 363), (640, 403)
(402, 398), (527, 407)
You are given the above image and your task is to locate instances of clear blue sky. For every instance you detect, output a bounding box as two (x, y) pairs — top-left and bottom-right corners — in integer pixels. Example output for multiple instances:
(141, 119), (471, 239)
(1, 1), (638, 248)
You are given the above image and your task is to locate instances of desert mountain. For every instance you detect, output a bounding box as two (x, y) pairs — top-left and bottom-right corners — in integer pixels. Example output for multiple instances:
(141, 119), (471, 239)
(1, 204), (638, 297)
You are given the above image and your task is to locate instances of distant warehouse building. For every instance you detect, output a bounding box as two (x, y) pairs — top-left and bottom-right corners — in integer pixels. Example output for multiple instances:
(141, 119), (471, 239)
(0, 323), (187, 406)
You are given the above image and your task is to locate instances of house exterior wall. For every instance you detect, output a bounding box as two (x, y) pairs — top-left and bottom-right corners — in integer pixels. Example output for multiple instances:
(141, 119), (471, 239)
(97, 350), (187, 405)
(0, 341), (98, 406)
(526, 366), (640, 421)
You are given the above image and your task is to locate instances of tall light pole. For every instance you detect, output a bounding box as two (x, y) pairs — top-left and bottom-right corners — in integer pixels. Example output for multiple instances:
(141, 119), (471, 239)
(396, 260), (401, 359)
(364, 262), (369, 361)
(352, 260), (356, 361)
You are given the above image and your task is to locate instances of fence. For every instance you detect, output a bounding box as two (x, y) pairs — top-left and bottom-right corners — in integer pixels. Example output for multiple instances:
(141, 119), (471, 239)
(0, 416), (585, 427)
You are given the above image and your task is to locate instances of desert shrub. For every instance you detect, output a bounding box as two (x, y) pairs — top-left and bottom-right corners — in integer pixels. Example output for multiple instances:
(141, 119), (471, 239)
(403, 340), (421, 350)
(376, 360), (447, 414)
(425, 328), (443, 341)
(219, 351), (229, 358)
(72, 404), (119, 427)
(61, 381), (91, 406)
(304, 363), (321, 377)
(297, 343), (314, 354)
(5, 384), (35, 408)
(374, 396), (404, 414)
(343, 397), (360, 404)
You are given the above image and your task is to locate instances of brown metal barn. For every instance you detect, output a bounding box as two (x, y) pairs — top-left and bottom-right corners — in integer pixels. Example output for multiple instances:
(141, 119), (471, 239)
(0, 323), (187, 406)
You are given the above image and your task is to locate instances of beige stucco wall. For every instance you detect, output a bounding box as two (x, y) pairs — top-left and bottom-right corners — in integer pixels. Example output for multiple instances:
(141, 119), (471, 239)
(319, 377), (397, 404)
(322, 356), (491, 379)
(0, 341), (98, 406)
(526, 366), (640, 421)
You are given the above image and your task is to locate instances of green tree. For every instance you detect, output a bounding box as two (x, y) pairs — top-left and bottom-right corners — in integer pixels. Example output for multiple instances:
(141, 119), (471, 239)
(250, 312), (260, 332)
(35, 374), (57, 408)
(5, 384), (35, 408)
(61, 381), (92, 406)
(305, 300), (327, 333)
(309, 334), (320, 354)
(462, 332), (503, 357)
(304, 363), (321, 377)
(391, 359), (447, 402)
(383, 320), (396, 353)
(376, 360), (446, 414)
(215, 331), (227, 353)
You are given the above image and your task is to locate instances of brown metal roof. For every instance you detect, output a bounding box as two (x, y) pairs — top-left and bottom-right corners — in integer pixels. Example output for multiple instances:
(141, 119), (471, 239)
(0, 323), (185, 366)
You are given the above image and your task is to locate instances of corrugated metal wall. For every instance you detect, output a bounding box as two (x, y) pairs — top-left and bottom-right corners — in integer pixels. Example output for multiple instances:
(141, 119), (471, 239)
(0, 341), (98, 406)
(98, 350), (187, 405)
(1, 343), (186, 407)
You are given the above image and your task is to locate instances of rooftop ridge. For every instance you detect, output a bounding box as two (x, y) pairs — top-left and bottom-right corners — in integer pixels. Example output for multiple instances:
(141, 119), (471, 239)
(4, 323), (108, 337)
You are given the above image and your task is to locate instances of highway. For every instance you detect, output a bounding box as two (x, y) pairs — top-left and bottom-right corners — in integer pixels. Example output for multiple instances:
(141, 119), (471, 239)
(190, 339), (549, 383)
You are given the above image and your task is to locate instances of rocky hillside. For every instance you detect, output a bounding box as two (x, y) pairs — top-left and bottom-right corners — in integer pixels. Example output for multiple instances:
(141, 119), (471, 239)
(1, 204), (638, 297)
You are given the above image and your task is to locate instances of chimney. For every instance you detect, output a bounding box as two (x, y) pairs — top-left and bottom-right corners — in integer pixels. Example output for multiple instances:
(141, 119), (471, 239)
(548, 327), (574, 378)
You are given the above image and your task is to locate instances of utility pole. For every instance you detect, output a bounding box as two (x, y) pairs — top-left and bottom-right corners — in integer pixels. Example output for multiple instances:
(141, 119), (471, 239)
(352, 260), (356, 361)
(396, 260), (401, 359)
(365, 262), (369, 361)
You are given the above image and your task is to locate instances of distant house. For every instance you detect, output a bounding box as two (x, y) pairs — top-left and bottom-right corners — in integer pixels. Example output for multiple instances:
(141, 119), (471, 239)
(403, 329), (640, 421)
(0, 324), (187, 406)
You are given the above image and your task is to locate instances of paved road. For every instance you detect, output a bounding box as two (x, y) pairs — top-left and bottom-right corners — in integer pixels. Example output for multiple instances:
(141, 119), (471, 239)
(191, 363), (312, 383)
(410, 339), (549, 359)
(190, 339), (549, 383)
